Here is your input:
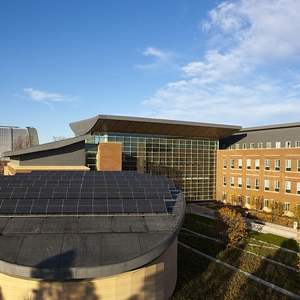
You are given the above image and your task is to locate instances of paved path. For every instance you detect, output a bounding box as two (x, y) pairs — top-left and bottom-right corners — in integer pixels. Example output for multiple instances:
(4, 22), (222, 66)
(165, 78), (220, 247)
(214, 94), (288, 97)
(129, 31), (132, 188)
(185, 203), (299, 240)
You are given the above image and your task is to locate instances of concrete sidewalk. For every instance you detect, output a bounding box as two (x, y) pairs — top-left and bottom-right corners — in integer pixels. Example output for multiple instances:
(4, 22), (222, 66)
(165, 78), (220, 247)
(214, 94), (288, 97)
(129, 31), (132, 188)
(185, 203), (299, 240)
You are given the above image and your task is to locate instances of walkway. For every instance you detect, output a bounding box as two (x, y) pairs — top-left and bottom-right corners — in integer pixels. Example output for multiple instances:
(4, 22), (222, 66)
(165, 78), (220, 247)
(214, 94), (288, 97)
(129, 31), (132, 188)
(185, 203), (298, 240)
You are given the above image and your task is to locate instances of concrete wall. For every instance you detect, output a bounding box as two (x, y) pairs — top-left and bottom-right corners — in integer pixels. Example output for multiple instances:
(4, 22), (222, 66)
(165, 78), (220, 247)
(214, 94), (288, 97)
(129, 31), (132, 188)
(97, 142), (122, 171)
(0, 238), (178, 300)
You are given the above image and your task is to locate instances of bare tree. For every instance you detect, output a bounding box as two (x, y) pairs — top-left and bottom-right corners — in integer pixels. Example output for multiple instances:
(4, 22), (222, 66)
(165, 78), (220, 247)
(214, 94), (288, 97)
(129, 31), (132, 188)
(53, 136), (67, 141)
(12, 134), (33, 150)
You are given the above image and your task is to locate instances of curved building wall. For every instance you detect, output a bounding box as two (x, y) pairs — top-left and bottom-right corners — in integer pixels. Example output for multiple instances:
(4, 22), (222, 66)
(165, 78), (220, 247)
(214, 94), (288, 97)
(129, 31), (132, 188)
(0, 238), (178, 300)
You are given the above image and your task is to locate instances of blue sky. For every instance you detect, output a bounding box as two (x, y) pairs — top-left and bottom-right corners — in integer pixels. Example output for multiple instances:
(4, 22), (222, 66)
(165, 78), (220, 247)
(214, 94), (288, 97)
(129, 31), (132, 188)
(1, 0), (300, 144)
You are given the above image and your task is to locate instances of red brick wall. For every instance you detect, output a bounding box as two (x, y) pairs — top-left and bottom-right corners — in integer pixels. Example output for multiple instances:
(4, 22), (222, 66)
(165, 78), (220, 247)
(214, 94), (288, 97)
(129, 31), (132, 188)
(97, 142), (122, 171)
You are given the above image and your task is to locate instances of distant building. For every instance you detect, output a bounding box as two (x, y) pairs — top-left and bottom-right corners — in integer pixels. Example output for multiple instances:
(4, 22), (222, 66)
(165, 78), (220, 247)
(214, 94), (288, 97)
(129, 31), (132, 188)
(0, 126), (39, 158)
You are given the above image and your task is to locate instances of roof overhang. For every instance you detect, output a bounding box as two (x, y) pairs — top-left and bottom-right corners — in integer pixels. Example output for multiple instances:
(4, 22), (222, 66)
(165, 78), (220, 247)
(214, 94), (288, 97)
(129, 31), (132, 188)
(69, 115), (241, 139)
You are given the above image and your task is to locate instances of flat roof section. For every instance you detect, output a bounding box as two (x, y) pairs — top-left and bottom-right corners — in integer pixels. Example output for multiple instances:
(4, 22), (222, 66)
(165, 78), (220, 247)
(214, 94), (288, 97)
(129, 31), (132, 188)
(69, 115), (241, 139)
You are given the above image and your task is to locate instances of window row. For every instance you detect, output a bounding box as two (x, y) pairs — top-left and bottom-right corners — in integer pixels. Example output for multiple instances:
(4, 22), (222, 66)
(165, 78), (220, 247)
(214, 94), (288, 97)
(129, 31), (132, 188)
(223, 177), (300, 194)
(223, 158), (300, 172)
(227, 140), (300, 149)
(222, 193), (291, 212)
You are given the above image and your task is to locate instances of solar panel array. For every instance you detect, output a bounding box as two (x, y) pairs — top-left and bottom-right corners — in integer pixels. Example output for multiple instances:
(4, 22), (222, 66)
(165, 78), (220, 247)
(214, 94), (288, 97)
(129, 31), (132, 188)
(0, 171), (177, 215)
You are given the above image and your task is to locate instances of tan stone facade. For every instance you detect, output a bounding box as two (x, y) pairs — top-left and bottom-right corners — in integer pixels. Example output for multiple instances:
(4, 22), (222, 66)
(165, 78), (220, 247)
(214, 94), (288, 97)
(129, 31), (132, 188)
(97, 142), (122, 171)
(0, 239), (177, 300)
(217, 148), (300, 213)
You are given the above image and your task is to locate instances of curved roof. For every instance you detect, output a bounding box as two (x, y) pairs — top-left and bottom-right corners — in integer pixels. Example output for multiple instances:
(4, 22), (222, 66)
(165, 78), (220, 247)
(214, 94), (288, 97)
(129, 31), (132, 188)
(69, 115), (241, 139)
(0, 171), (185, 280)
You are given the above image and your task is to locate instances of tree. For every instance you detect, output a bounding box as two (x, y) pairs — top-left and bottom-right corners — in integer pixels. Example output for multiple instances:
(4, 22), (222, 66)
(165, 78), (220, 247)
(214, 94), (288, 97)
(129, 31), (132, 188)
(268, 199), (284, 222)
(215, 207), (247, 249)
(53, 136), (67, 141)
(12, 134), (33, 150)
(293, 203), (300, 224)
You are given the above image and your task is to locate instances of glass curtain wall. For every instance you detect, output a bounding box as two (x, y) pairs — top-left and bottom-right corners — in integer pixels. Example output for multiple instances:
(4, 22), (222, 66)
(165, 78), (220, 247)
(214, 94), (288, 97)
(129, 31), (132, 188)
(86, 133), (218, 201)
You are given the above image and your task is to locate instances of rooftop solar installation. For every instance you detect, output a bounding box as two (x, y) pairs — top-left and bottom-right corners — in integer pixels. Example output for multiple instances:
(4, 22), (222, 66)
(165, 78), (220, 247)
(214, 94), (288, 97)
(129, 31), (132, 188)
(0, 171), (178, 216)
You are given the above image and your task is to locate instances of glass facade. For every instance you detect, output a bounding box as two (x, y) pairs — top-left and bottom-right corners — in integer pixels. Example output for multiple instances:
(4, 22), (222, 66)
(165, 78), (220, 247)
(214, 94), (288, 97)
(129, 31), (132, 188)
(86, 132), (218, 201)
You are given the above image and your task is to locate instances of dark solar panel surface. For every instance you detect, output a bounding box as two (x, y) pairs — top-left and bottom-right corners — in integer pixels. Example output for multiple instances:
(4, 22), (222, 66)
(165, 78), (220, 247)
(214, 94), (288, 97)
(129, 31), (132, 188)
(0, 171), (176, 215)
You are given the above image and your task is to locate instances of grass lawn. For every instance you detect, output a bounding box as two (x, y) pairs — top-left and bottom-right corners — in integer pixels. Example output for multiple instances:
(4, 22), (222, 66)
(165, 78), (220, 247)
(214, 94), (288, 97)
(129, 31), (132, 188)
(171, 213), (300, 300)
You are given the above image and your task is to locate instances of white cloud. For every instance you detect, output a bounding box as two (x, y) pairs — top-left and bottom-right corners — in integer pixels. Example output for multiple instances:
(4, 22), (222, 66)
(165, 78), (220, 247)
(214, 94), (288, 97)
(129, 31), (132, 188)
(141, 0), (300, 127)
(134, 47), (177, 71)
(20, 88), (78, 109)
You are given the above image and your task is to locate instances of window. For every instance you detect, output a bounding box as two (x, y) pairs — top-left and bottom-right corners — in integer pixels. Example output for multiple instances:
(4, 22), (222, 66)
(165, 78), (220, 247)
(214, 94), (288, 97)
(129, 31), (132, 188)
(286, 159), (291, 171)
(246, 178), (250, 189)
(222, 192), (227, 201)
(264, 179), (270, 191)
(284, 202), (290, 212)
(264, 199), (269, 208)
(275, 159), (280, 171)
(297, 182), (300, 194)
(238, 177), (242, 188)
(235, 144), (240, 149)
(295, 140), (300, 147)
(274, 180), (280, 192)
(223, 158), (227, 169)
(230, 177), (234, 187)
(258, 142), (263, 148)
(223, 176), (227, 186)
(230, 159), (235, 169)
(285, 141), (291, 148)
(275, 142), (281, 148)
(246, 196), (250, 205)
(246, 159), (251, 169)
(255, 179), (260, 190)
(285, 181), (291, 193)
(266, 142), (272, 148)
(238, 158), (242, 169)
(243, 143), (247, 149)
(265, 159), (270, 170)
(255, 159), (260, 170)
(250, 143), (255, 149)
(298, 160), (300, 172)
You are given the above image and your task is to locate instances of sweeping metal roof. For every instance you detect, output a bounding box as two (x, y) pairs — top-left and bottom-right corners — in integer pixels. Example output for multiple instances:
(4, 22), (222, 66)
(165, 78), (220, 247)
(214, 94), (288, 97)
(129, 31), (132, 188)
(69, 115), (241, 139)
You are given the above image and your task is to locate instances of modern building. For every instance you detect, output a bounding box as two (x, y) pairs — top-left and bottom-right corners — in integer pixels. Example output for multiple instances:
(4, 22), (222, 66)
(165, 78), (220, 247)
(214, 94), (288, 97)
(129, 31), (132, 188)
(0, 126), (39, 157)
(0, 170), (185, 300)
(217, 122), (300, 214)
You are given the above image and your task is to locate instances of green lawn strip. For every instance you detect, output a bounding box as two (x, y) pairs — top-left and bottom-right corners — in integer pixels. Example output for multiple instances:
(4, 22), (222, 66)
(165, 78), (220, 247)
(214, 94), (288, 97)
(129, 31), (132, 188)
(239, 239), (298, 268)
(178, 233), (300, 295)
(172, 245), (295, 300)
(247, 230), (300, 252)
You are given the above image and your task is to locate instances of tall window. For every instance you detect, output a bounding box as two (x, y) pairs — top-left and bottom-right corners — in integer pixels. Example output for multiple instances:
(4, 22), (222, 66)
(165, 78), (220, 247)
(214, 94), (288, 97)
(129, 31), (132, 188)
(246, 159), (251, 169)
(264, 179), (270, 191)
(243, 143), (247, 149)
(258, 142), (263, 148)
(285, 141), (291, 148)
(298, 160), (300, 172)
(275, 142), (281, 148)
(286, 159), (291, 171)
(250, 143), (255, 149)
(265, 159), (270, 170)
(246, 196), (250, 205)
(297, 182), (300, 194)
(238, 177), (242, 188)
(238, 158), (242, 169)
(285, 181), (291, 193)
(255, 179), (260, 190)
(230, 159), (235, 169)
(255, 159), (260, 170)
(222, 192), (227, 201)
(223, 158), (227, 169)
(223, 176), (227, 186)
(230, 177), (234, 187)
(284, 202), (290, 212)
(264, 199), (269, 208)
(266, 142), (272, 148)
(246, 178), (250, 189)
(295, 141), (300, 147)
(275, 159), (280, 171)
(274, 180), (280, 192)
